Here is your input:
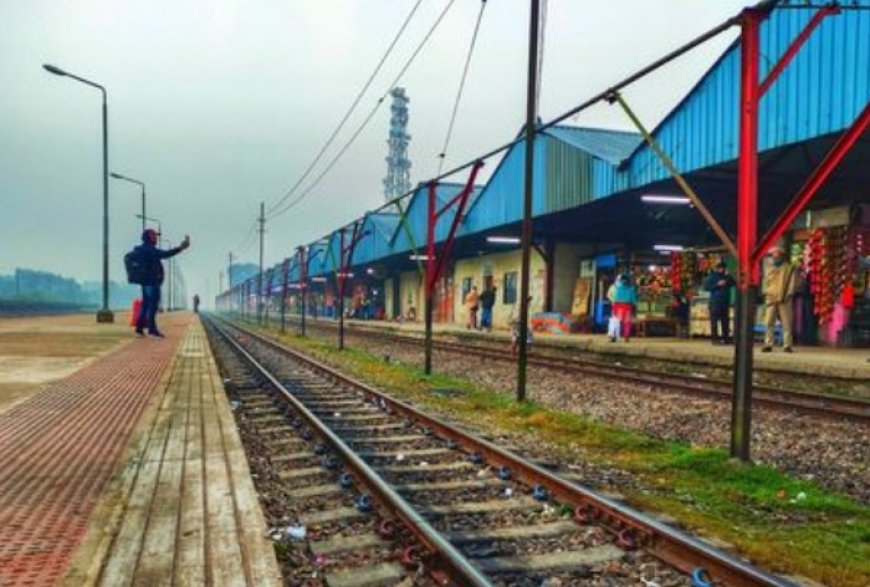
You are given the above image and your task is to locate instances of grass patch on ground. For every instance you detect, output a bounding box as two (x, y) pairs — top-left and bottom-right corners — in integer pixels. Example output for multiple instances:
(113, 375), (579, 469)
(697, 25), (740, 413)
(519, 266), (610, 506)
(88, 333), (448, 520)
(239, 319), (869, 586)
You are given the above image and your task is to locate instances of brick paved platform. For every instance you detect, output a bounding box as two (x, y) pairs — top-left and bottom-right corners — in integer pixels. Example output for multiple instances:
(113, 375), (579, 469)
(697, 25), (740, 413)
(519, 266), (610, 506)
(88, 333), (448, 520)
(63, 319), (281, 587)
(0, 315), (281, 586)
(0, 315), (190, 586)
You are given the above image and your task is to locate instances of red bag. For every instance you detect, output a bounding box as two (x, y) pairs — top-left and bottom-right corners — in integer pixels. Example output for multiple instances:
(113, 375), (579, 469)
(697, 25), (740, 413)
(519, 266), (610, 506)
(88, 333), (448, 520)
(129, 299), (142, 327)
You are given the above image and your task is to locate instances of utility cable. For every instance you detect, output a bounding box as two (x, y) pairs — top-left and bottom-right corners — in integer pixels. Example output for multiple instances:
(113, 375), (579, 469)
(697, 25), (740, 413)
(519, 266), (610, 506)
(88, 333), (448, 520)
(436, 0), (487, 176)
(266, 0), (424, 216)
(268, 0), (457, 221)
(234, 221), (259, 257)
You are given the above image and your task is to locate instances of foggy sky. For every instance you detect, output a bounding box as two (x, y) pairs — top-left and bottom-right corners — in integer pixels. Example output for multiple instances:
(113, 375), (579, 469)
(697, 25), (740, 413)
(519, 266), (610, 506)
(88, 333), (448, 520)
(1, 0), (750, 307)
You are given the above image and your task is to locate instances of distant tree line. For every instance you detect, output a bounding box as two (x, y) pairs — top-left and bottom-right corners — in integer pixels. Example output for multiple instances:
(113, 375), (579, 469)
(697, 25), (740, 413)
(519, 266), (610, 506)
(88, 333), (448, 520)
(0, 268), (139, 310)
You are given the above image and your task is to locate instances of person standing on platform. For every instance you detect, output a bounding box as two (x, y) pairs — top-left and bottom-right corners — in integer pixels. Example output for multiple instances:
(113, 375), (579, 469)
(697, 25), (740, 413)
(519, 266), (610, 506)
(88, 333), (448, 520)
(762, 245), (798, 353)
(464, 285), (479, 330)
(193, 294), (200, 313)
(479, 285), (496, 332)
(608, 274), (637, 342)
(704, 261), (735, 345)
(133, 229), (190, 337)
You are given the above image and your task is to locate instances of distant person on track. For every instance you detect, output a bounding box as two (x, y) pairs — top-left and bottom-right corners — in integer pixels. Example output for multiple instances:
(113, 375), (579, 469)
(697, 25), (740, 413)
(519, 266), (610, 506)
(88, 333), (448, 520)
(464, 285), (479, 330)
(479, 285), (496, 332)
(193, 294), (200, 313)
(704, 261), (735, 345)
(607, 274), (637, 342)
(132, 229), (190, 338)
(762, 245), (798, 353)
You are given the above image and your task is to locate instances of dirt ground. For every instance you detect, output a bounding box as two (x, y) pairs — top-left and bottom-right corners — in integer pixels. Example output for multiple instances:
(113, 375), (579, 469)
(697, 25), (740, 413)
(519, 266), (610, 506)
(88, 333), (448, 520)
(0, 312), (135, 413)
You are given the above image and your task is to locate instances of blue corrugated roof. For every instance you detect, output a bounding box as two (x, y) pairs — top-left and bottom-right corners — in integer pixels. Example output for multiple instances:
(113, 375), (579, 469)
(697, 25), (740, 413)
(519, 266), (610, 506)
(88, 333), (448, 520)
(544, 126), (641, 165)
(624, 1), (870, 186)
(366, 213), (400, 241)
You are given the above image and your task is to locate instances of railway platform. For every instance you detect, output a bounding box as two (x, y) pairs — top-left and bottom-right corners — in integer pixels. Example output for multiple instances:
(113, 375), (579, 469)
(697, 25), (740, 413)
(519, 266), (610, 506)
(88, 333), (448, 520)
(318, 316), (870, 381)
(0, 313), (281, 586)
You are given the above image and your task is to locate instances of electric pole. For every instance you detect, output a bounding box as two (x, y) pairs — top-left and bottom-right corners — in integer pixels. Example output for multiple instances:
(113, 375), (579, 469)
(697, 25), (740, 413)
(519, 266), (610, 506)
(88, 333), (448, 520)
(228, 252), (234, 312)
(258, 202), (265, 325)
(516, 0), (541, 403)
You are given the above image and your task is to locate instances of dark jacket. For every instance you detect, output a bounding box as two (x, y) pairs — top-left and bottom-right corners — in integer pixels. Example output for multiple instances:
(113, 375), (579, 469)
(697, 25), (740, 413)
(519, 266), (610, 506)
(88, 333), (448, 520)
(479, 289), (496, 309)
(704, 271), (735, 311)
(133, 242), (184, 286)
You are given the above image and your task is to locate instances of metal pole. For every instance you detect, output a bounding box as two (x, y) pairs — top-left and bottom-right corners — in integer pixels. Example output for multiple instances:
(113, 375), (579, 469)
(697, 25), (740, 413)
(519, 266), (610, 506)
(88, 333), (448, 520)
(281, 258), (289, 333)
(97, 92), (114, 322)
(299, 246), (307, 337)
(424, 182), (436, 375)
(258, 201), (265, 325)
(338, 229), (346, 350)
(228, 252), (234, 313)
(141, 185), (146, 232)
(516, 0), (540, 403)
(731, 9), (760, 462)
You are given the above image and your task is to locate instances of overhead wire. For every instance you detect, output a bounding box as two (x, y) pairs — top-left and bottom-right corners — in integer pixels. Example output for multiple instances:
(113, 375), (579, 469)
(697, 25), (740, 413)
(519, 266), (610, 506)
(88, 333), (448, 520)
(265, 0), (424, 217)
(233, 221), (258, 257)
(436, 0), (488, 176)
(268, 0), (458, 221)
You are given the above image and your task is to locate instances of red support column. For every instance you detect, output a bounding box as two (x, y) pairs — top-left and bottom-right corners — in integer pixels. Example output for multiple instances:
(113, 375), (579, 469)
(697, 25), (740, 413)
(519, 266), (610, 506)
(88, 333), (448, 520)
(731, 8), (761, 462)
(280, 258), (290, 333)
(422, 163), (483, 375)
(424, 181), (437, 375)
(299, 246), (308, 336)
(338, 228), (347, 350)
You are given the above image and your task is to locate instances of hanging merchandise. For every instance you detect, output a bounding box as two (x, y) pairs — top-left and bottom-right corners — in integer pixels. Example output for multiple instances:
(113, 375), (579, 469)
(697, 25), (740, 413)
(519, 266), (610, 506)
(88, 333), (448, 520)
(806, 227), (850, 325)
(669, 251), (696, 293)
(636, 265), (672, 296)
(670, 252), (683, 292)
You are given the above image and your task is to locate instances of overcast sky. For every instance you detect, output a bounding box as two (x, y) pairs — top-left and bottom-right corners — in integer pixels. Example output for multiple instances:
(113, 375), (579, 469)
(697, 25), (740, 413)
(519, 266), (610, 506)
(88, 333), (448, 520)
(1, 0), (752, 305)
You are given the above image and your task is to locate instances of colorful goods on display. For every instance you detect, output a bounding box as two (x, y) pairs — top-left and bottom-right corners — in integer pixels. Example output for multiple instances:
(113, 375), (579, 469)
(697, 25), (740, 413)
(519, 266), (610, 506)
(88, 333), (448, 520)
(636, 265), (672, 298)
(804, 226), (856, 324)
(530, 312), (578, 334)
(668, 252), (696, 294)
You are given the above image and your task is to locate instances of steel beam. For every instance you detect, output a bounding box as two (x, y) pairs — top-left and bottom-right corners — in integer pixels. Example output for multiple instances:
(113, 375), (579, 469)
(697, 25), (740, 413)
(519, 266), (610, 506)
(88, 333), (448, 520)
(423, 163), (483, 376)
(758, 5), (839, 97)
(753, 101), (870, 265)
(732, 9), (761, 462)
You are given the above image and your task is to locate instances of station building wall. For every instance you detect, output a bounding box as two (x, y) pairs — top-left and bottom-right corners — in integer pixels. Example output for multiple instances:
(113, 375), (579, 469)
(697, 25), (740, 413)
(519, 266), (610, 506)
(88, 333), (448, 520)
(384, 277), (395, 320)
(551, 243), (585, 314)
(398, 270), (424, 321)
(452, 249), (546, 330)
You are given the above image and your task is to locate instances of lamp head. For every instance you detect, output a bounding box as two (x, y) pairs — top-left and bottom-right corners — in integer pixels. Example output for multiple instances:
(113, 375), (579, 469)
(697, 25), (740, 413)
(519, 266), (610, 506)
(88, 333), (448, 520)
(42, 64), (67, 76)
(110, 172), (124, 179)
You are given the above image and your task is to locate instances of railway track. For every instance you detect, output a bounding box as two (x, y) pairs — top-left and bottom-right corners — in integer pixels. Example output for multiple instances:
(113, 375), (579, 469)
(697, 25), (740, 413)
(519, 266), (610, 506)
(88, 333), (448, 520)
(268, 315), (869, 423)
(205, 314), (795, 586)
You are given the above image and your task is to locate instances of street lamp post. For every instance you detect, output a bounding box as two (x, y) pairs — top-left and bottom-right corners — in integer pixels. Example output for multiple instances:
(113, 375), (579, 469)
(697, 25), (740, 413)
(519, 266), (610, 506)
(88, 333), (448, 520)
(111, 172), (146, 231)
(43, 63), (113, 323)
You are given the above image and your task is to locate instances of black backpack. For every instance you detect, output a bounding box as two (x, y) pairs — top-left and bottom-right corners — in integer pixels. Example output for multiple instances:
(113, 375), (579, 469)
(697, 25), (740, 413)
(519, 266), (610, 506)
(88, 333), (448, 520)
(124, 248), (147, 285)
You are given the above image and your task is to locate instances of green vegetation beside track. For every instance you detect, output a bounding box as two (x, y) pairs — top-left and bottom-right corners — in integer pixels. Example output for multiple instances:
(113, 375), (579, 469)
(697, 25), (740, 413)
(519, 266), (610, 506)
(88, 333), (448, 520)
(236, 318), (870, 587)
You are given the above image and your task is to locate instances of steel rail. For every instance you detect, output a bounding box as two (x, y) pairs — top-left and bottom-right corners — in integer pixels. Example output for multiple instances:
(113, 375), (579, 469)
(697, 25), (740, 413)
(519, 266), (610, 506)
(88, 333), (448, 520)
(433, 340), (870, 423)
(265, 315), (870, 422)
(206, 316), (494, 587)
(214, 315), (797, 587)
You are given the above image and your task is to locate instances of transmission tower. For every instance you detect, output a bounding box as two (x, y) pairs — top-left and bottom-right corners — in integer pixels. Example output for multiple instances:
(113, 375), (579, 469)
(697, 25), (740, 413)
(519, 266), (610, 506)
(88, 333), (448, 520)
(383, 87), (411, 202)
